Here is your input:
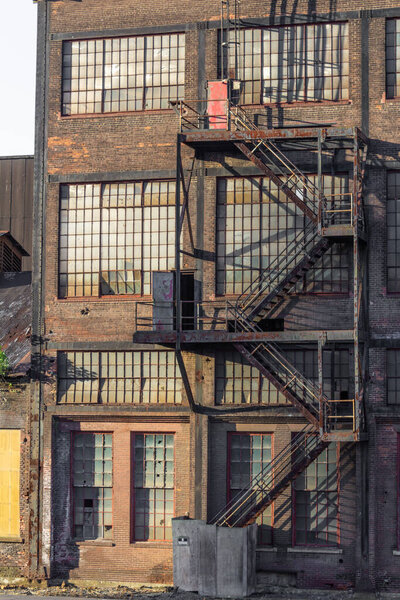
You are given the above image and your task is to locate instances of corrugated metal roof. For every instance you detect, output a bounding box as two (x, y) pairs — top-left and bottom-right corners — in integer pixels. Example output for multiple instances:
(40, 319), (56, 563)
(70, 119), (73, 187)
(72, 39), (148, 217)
(0, 272), (31, 373)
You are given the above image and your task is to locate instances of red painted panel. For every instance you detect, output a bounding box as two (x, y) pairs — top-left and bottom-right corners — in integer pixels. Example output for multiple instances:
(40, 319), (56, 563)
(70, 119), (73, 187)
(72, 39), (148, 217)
(207, 81), (228, 129)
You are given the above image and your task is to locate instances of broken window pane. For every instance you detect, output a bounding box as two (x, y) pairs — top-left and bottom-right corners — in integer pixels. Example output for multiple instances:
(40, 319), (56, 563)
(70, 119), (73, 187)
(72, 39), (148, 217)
(59, 180), (176, 298)
(73, 433), (113, 540)
(133, 434), (174, 541)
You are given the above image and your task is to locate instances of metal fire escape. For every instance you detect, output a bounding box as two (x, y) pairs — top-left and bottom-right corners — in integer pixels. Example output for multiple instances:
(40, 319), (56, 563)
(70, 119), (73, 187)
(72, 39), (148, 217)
(134, 4), (368, 528)
(168, 98), (368, 527)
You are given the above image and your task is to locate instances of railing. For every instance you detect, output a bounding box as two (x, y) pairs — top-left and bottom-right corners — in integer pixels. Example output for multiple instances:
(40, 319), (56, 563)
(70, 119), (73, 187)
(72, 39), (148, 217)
(233, 221), (319, 320)
(134, 300), (230, 332)
(229, 305), (323, 418)
(324, 398), (356, 432)
(211, 425), (322, 527)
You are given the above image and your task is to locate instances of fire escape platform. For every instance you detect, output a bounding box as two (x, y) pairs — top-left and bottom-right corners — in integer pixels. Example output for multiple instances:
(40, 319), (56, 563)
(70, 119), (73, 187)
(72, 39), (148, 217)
(132, 329), (356, 345)
(180, 126), (367, 148)
(322, 224), (367, 241)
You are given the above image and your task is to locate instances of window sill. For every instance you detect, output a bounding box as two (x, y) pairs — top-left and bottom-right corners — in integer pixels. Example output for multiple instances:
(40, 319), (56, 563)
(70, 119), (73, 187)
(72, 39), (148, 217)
(239, 100), (352, 110)
(288, 546), (342, 554)
(59, 108), (174, 120)
(130, 541), (172, 548)
(256, 546), (278, 552)
(0, 536), (24, 543)
(74, 540), (115, 547)
(392, 550), (400, 555)
(57, 295), (153, 303)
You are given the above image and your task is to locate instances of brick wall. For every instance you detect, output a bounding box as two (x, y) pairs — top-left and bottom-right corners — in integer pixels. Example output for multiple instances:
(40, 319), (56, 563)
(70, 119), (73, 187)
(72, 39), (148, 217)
(35, 0), (400, 590)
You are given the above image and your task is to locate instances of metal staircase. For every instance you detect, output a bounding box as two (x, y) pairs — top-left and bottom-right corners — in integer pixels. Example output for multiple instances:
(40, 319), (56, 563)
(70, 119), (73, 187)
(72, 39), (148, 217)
(211, 105), (356, 528)
(232, 221), (334, 323)
(211, 425), (329, 528)
(171, 98), (367, 529)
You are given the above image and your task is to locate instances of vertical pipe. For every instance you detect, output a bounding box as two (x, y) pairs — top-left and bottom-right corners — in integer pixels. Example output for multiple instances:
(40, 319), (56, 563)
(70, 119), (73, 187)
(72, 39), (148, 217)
(317, 129), (323, 234)
(175, 136), (182, 345)
(318, 336), (324, 435)
(353, 132), (360, 434)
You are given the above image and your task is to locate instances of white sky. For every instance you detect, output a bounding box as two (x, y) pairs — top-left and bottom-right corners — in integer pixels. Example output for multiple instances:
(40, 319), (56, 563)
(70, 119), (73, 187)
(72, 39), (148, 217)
(0, 1), (37, 157)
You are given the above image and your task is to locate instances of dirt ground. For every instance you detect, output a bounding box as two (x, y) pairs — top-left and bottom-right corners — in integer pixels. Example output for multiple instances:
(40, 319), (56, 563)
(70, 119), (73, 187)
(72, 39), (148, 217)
(0, 580), (392, 600)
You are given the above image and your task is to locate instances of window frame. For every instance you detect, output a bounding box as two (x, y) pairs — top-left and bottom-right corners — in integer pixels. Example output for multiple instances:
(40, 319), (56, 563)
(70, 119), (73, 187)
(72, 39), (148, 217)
(61, 33), (185, 117)
(215, 175), (351, 297)
(57, 350), (183, 405)
(70, 431), (114, 542)
(58, 179), (176, 299)
(221, 21), (350, 107)
(386, 171), (400, 294)
(386, 18), (400, 101)
(227, 431), (274, 546)
(387, 348), (400, 405)
(292, 438), (340, 547)
(130, 432), (176, 543)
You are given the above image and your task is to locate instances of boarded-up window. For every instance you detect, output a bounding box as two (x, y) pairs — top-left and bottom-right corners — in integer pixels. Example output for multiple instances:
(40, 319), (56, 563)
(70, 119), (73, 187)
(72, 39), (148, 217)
(58, 351), (182, 404)
(59, 181), (176, 297)
(72, 432), (113, 540)
(294, 439), (339, 545)
(0, 430), (20, 539)
(132, 433), (174, 541)
(216, 176), (349, 295)
(62, 33), (185, 115)
(228, 433), (273, 545)
(225, 23), (349, 104)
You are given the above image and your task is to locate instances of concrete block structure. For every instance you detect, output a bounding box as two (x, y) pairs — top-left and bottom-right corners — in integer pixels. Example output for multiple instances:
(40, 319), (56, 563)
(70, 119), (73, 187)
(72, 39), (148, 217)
(32, 0), (400, 591)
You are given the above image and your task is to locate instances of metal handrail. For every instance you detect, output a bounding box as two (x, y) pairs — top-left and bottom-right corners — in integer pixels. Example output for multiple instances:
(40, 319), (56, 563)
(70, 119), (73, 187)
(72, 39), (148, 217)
(211, 425), (322, 527)
(234, 221), (318, 318)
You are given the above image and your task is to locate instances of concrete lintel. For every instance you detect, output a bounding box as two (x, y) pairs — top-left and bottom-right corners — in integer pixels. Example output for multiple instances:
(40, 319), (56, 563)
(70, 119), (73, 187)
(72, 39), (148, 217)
(287, 547), (343, 554)
(133, 329), (355, 344)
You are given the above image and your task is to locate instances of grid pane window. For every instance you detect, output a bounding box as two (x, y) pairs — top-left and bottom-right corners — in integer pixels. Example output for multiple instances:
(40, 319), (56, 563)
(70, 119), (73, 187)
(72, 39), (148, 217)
(386, 19), (400, 99)
(216, 176), (349, 295)
(229, 433), (273, 545)
(133, 434), (174, 541)
(227, 23), (349, 104)
(62, 34), (185, 115)
(215, 350), (288, 405)
(58, 351), (182, 404)
(294, 439), (338, 545)
(73, 433), (113, 540)
(387, 172), (400, 292)
(59, 181), (175, 297)
(387, 349), (400, 404)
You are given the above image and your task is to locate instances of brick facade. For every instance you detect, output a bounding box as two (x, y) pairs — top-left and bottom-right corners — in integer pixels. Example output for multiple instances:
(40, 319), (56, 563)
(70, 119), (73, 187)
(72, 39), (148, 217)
(33, 0), (400, 590)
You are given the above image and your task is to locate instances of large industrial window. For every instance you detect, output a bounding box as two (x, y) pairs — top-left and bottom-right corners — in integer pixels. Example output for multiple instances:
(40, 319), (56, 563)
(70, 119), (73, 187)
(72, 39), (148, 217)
(132, 433), (174, 541)
(58, 351), (183, 404)
(62, 33), (185, 115)
(387, 349), (400, 404)
(216, 350), (288, 405)
(225, 23), (349, 105)
(386, 20), (400, 99)
(72, 432), (113, 540)
(216, 348), (351, 405)
(294, 440), (339, 545)
(387, 172), (400, 292)
(0, 430), (20, 539)
(216, 176), (349, 295)
(228, 433), (273, 545)
(59, 181), (175, 297)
